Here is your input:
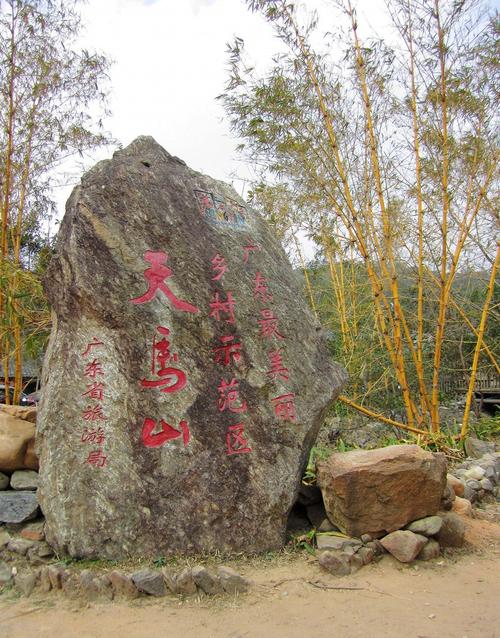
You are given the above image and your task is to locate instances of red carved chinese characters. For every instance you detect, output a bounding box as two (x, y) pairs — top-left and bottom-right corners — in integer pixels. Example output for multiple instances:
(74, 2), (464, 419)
(211, 253), (227, 281)
(81, 427), (106, 444)
(85, 449), (107, 468)
(209, 291), (236, 324)
(140, 326), (187, 393)
(83, 359), (104, 378)
(226, 423), (252, 455)
(80, 338), (108, 468)
(213, 335), (242, 366)
(141, 418), (190, 448)
(131, 250), (199, 313)
(267, 348), (289, 381)
(253, 272), (273, 303)
(271, 393), (297, 423)
(81, 337), (104, 357)
(258, 308), (285, 340)
(217, 378), (247, 413)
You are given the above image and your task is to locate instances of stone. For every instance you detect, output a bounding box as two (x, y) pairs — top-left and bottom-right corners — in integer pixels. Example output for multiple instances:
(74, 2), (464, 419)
(0, 491), (39, 524)
(20, 520), (45, 541)
(23, 437), (39, 471)
(0, 404), (37, 423)
(78, 569), (95, 593)
(480, 478), (494, 492)
(175, 567), (197, 595)
(0, 529), (10, 548)
(109, 570), (139, 599)
(0, 561), (12, 585)
(93, 574), (113, 600)
(14, 571), (38, 596)
(10, 469), (39, 491)
(464, 437), (495, 459)
(217, 566), (250, 594)
(0, 471), (9, 490)
(440, 484), (454, 511)
(452, 496), (473, 517)
(48, 565), (65, 590)
(317, 445), (447, 538)
(357, 546), (375, 565)
(406, 516), (443, 537)
(131, 569), (166, 596)
(40, 566), (52, 592)
(27, 541), (54, 560)
(447, 474), (464, 497)
(464, 466), (485, 481)
(7, 538), (36, 555)
(318, 551), (351, 576)
(316, 533), (362, 552)
(37, 136), (347, 558)
(436, 512), (465, 548)
(366, 540), (385, 556)
(0, 412), (35, 472)
(380, 531), (428, 563)
(463, 484), (478, 503)
(465, 479), (481, 491)
(417, 539), (440, 561)
(191, 565), (223, 595)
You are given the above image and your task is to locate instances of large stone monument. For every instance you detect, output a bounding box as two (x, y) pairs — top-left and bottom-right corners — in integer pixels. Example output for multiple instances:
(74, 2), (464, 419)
(37, 137), (346, 558)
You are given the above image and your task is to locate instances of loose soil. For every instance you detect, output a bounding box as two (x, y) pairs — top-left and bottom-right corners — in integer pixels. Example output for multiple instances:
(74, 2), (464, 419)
(1, 507), (499, 638)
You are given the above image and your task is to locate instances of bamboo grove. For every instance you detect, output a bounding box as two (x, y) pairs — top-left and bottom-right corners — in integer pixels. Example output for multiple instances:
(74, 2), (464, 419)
(221, 0), (499, 438)
(0, 0), (112, 403)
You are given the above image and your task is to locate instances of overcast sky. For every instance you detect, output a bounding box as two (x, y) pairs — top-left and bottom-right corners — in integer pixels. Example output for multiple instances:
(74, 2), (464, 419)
(55, 0), (397, 215)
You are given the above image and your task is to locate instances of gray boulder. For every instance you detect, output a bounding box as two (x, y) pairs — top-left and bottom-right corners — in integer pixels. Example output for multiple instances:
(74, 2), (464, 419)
(131, 569), (165, 597)
(0, 490), (39, 523)
(37, 136), (346, 559)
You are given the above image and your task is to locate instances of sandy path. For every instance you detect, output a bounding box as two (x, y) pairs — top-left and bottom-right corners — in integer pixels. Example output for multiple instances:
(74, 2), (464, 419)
(1, 515), (499, 638)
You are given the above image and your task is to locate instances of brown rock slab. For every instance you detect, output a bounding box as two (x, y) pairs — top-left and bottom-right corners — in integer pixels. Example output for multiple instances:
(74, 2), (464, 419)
(20, 520), (45, 541)
(175, 567), (197, 595)
(192, 565), (223, 595)
(15, 571), (38, 596)
(37, 136), (346, 558)
(0, 412), (35, 472)
(317, 445), (447, 537)
(380, 530), (428, 563)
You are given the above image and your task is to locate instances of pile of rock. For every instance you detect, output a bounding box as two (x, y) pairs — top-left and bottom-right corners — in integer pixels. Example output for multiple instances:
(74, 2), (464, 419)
(446, 437), (499, 504)
(0, 404), (42, 528)
(0, 558), (250, 600)
(314, 444), (469, 576)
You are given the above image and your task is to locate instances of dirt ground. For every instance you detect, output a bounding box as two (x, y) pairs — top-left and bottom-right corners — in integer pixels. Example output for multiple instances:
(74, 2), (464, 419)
(1, 509), (499, 638)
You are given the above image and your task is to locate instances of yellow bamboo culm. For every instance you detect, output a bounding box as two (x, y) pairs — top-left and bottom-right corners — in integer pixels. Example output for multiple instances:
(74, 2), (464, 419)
(460, 243), (500, 439)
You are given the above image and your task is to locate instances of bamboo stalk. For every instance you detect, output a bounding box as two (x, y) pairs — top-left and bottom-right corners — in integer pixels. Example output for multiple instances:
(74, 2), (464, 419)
(460, 243), (500, 438)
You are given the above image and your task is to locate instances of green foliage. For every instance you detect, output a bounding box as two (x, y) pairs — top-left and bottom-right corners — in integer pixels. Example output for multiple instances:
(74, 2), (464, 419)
(470, 411), (500, 440)
(302, 445), (332, 484)
(289, 529), (316, 555)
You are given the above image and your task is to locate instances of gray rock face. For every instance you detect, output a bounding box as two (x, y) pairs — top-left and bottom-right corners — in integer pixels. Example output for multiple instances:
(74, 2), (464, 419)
(37, 137), (346, 558)
(0, 490), (39, 524)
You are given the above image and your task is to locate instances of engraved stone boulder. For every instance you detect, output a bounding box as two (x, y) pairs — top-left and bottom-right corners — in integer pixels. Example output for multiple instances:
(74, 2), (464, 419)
(37, 136), (346, 558)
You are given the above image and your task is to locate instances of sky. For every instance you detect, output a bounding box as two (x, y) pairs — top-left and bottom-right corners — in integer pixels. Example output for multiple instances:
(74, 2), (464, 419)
(56, 0), (393, 220)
